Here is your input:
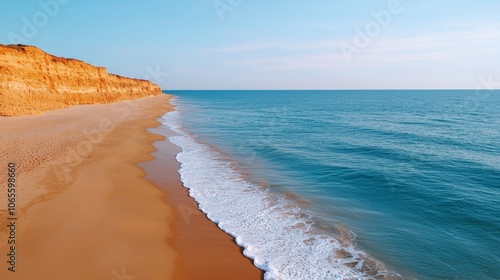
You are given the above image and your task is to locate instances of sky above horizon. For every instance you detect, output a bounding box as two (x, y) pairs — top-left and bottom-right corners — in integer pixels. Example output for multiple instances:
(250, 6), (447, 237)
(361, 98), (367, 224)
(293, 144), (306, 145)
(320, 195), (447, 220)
(1, 0), (499, 90)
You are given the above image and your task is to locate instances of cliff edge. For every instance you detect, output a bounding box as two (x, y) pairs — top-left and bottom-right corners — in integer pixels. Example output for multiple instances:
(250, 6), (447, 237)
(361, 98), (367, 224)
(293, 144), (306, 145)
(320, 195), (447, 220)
(0, 44), (162, 116)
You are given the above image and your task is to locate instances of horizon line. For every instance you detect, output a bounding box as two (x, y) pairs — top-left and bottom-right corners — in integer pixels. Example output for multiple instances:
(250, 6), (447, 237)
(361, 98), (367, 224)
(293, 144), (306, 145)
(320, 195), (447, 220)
(162, 89), (499, 91)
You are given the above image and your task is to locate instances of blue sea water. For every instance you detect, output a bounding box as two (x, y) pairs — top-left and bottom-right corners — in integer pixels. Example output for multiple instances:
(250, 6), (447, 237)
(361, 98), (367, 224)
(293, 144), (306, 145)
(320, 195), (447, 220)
(161, 90), (500, 280)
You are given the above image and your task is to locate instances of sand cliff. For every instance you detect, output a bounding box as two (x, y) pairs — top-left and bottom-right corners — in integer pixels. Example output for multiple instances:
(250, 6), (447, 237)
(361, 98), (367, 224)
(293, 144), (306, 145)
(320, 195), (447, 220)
(0, 44), (162, 116)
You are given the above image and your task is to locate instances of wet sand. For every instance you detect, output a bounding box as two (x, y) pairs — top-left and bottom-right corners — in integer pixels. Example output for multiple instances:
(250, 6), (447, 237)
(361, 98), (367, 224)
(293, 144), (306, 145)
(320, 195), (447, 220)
(0, 95), (262, 279)
(141, 125), (264, 280)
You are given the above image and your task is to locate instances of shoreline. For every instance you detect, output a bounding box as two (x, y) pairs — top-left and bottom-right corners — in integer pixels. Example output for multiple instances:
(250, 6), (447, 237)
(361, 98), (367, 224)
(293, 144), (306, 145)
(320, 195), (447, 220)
(140, 124), (263, 279)
(0, 95), (261, 279)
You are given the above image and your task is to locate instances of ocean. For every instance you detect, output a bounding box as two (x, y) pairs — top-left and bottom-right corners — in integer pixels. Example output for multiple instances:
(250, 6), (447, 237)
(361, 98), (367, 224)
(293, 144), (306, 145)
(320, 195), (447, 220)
(160, 90), (499, 280)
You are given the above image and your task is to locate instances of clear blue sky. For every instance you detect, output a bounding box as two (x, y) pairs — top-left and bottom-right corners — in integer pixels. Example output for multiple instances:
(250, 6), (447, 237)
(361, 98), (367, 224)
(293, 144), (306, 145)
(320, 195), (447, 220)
(1, 0), (499, 89)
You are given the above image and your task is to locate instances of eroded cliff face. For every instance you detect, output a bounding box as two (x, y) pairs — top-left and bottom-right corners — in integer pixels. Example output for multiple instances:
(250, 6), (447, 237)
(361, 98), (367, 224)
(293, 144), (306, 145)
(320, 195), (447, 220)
(0, 44), (162, 116)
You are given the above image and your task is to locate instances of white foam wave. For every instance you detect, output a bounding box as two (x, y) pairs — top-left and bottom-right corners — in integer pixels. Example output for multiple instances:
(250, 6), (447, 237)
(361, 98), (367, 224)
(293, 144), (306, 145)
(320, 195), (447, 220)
(160, 101), (398, 280)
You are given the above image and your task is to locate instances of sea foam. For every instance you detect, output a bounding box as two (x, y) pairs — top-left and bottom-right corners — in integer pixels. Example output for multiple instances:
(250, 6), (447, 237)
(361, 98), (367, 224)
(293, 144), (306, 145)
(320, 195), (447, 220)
(161, 102), (399, 280)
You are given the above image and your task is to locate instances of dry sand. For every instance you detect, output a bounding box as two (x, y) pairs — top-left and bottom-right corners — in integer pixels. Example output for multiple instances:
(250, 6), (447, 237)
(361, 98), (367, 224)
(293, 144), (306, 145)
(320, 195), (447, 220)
(0, 95), (262, 279)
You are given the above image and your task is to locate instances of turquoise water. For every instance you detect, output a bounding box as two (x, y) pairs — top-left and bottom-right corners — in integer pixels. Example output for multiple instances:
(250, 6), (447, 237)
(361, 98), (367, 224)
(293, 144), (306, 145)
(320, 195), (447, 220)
(163, 90), (499, 279)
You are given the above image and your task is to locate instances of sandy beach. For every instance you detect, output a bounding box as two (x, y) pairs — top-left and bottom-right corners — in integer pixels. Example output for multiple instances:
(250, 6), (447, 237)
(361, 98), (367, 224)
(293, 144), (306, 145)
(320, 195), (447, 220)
(0, 94), (261, 279)
(141, 125), (263, 279)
